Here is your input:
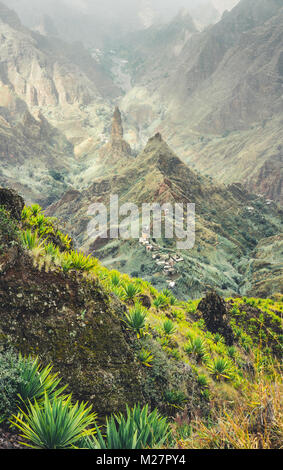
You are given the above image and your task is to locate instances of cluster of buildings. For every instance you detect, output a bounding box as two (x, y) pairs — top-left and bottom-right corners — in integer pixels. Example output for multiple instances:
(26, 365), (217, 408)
(138, 232), (184, 288)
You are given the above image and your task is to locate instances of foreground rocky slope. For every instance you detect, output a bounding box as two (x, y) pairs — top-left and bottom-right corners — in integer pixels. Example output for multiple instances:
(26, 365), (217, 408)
(0, 187), (282, 449)
(0, 188), (202, 417)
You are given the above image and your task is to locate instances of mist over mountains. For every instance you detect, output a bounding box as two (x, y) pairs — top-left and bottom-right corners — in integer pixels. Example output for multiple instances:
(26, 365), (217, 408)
(0, 0), (282, 298)
(2, 0), (240, 45)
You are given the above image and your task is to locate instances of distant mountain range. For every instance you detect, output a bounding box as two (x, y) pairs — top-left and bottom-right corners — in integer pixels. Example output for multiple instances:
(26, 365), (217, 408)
(119, 0), (283, 204)
(46, 110), (283, 299)
(0, 0), (282, 298)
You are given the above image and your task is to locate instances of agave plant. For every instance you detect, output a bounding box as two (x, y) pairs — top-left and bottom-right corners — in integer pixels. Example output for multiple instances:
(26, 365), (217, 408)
(17, 355), (67, 405)
(162, 319), (177, 336)
(30, 204), (42, 216)
(112, 286), (127, 301)
(164, 390), (188, 409)
(60, 253), (73, 273)
(58, 231), (72, 250)
(169, 296), (177, 306)
(214, 333), (225, 344)
(207, 358), (234, 381)
(184, 336), (208, 363)
(78, 404), (170, 450)
(21, 206), (32, 222)
(110, 271), (120, 287)
(162, 289), (172, 297)
(197, 374), (209, 388)
(124, 304), (147, 337)
(137, 348), (154, 367)
(21, 229), (44, 250)
(123, 283), (141, 301)
(227, 346), (237, 359)
(153, 294), (169, 309)
(11, 394), (97, 449)
(69, 250), (97, 271)
(44, 243), (60, 261)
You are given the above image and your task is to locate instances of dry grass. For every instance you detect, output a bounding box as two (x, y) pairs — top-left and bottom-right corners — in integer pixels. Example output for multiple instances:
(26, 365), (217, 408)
(178, 365), (283, 449)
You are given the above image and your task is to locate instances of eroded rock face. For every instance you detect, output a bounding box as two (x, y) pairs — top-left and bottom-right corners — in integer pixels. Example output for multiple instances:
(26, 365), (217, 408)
(0, 255), (145, 417)
(198, 291), (234, 345)
(0, 234), (145, 417)
(0, 187), (24, 221)
(0, 187), (145, 416)
(109, 107), (132, 157)
(111, 107), (124, 142)
(97, 107), (132, 166)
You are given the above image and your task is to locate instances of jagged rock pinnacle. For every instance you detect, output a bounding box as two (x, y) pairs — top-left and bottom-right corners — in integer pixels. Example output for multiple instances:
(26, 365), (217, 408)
(98, 107), (131, 163)
(111, 106), (124, 142)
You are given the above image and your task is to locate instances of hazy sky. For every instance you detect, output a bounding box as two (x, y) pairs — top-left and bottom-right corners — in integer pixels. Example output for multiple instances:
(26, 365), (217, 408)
(2, 0), (240, 46)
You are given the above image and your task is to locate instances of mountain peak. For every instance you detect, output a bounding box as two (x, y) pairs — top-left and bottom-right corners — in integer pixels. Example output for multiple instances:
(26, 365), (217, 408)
(143, 132), (172, 155)
(148, 132), (163, 143)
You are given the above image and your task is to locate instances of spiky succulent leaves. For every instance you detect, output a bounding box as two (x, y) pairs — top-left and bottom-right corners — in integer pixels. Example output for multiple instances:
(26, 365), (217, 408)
(17, 355), (67, 405)
(84, 404), (170, 449)
(163, 319), (177, 336)
(124, 303), (147, 338)
(11, 394), (97, 449)
(137, 349), (154, 367)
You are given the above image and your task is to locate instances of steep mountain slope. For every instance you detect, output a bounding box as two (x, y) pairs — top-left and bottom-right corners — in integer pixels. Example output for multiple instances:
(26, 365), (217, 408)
(119, 0), (283, 204)
(0, 2), (120, 204)
(0, 87), (74, 206)
(47, 133), (282, 299)
(0, 187), (205, 418)
(1, 187), (282, 448)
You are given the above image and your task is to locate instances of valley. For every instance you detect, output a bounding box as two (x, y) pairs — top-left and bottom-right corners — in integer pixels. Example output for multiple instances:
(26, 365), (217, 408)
(0, 0), (282, 452)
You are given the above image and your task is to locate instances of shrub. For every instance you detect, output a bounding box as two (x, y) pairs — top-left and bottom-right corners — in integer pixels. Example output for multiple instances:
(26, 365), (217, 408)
(0, 350), (23, 422)
(11, 394), (97, 449)
(0, 206), (19, 250)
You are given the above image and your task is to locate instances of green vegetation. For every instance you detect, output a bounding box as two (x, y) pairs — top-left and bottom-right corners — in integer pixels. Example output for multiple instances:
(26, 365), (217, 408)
(137, 348), (154, 367)
(79, 404), (170, 449)
(11, 394), (97, 449)
(124, 303), (147, 337)
(162, 319), (177, 336)
(0, 202), (282, 449)
(0, 206), (19, 254)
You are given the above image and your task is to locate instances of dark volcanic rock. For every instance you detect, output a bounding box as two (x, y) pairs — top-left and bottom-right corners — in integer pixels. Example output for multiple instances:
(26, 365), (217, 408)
(0, 187), (24, 221)
(198, 291), (234, 345)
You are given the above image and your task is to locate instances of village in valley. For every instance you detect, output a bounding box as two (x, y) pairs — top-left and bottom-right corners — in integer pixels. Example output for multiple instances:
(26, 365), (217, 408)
(138, 231), (184, 288)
